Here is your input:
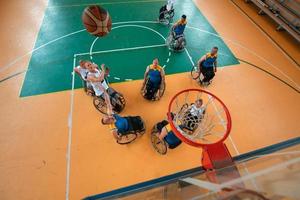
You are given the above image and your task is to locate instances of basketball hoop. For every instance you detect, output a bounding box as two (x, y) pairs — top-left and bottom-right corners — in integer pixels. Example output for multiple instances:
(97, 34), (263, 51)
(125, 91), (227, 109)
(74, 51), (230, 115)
(167, 89), (233, 169)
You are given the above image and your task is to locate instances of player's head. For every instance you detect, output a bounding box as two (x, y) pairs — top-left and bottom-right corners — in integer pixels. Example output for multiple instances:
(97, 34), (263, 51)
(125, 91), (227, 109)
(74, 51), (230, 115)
(84, 61), (93, 70)
(195, 99), (203, 108)
(89, 63), (98, 71)
(181, 15), (187, 22)
(79, 60), (86, 68)
(211, 46), (218, 55)
(153, 58), (159, 66)
(101, 115), (115, 125)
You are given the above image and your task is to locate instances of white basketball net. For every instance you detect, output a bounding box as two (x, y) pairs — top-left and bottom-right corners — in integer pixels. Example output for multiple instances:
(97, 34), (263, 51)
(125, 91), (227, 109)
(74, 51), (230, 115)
(170, 90), (230, 145)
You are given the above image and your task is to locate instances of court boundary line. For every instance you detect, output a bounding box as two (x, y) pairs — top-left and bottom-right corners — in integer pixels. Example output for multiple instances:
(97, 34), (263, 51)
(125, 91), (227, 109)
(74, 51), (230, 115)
(65, 56), (76, 200)
(229, 0), (300, 68)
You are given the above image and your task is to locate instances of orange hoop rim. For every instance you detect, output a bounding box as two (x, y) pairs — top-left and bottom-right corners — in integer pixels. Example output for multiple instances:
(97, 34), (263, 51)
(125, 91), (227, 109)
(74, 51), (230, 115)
(167, 88), (232, 148)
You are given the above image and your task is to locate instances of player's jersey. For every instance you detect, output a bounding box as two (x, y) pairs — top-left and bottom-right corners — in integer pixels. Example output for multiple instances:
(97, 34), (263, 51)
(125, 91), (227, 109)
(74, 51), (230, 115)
(148, 64), (163, 87)
(88, 69), (109, 96)
(202, 53), (217, 68)
(174, 20), (187, 35)
(76, 66), (89, 80)
(109, 114), (129, 134)
(164, 123), (182, 148)
(190, 104), (205, 117)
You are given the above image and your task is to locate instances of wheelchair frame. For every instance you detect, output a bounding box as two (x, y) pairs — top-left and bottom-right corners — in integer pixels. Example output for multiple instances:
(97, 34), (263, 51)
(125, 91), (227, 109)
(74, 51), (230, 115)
(116, 117), (146, 145)
(141, 78), (166, 101)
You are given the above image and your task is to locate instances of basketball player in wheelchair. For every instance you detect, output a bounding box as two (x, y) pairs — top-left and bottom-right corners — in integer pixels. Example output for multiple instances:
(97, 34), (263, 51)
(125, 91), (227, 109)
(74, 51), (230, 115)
(158, 0), (175, 25)
(151, 113), (182, 155)
(166, 15), (187, 52)
(85, 62), (126, 114)
(101, 90), (146, 144)
(141, 58), (166, 101)
(195, 47), (218, 86)
(177, 99), (206, 133)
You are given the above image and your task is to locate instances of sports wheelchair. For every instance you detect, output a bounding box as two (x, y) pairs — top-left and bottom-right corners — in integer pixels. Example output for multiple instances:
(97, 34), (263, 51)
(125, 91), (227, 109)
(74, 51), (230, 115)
(116, 116), (146, 145)
(93, 87), (126, 114)
(141, 78), (165, 101)
(158, 5), (175, 25)
(150, 120), (182, 155)
(166, 31), (186, 52)
(190, 61), (215, 86)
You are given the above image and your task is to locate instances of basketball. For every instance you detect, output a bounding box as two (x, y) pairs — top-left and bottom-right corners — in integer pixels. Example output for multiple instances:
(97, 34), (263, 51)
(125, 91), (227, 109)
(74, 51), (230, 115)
(82, 5), (112, 37)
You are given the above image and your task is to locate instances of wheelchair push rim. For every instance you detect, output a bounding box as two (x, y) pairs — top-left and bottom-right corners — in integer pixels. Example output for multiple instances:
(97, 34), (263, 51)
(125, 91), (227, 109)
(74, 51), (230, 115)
(191, 65), (200, 80)
(117, 133), (138, 144)
(93, 96), (107, 114)
(151, 128), (167, 155)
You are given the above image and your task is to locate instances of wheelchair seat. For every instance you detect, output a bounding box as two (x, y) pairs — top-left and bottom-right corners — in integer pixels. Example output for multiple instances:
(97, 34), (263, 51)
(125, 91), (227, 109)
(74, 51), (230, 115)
(124, 116), (145, 134)
(155, 120), (182, 149)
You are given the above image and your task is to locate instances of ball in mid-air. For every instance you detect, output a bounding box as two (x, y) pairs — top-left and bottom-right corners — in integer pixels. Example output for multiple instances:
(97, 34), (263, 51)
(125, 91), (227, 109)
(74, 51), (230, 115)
(82, 5), (112, 37)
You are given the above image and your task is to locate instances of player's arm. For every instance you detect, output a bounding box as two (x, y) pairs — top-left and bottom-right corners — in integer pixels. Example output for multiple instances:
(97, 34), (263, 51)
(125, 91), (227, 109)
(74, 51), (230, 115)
(214, 60), (217, 72)
(111, 129), (120, 140)
(103, 90), (113, 116)
(142, 66), (150, 87)
(158, 125), (169, 140)
(74, 67), (82, 77)
(88, 64), (106, 82)
(197, 55), (206, 71)
(160, 68), (166, 91)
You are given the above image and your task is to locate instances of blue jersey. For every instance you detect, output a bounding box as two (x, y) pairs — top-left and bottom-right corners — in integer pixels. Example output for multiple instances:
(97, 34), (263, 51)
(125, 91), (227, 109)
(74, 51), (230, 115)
(202, 53), (217, 68)
(109, 114), (129, 134)
(148, 64), (162, 87)
(174, 20), (187, 36)
(164, 124), (182, 149)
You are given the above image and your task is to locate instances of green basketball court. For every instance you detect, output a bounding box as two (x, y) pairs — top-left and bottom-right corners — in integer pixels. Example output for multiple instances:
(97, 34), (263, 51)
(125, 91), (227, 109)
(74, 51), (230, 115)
(20, 0), (239, 97)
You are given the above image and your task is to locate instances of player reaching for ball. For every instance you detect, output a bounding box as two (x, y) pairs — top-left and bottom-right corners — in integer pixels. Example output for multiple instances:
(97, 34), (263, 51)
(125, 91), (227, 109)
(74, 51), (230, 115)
(87, 63), (109, 97)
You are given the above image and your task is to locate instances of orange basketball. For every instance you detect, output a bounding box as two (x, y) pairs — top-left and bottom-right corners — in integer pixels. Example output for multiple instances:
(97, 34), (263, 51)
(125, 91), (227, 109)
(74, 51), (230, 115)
(82, 5), (112, 37)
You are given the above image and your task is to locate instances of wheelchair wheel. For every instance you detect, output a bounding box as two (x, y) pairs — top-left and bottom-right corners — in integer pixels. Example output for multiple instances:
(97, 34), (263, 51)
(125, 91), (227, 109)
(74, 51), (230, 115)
(191, 65), (200, 80)
(111, 93), (126, 113)
(158, 82), (166, 99)
(93, 96), (107, 114)
(117, 133), (138, 145)
(151, 132), (167, 155)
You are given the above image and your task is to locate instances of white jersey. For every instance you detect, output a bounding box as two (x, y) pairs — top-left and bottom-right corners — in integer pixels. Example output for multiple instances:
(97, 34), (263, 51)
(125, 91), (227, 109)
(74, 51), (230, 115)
(190, 104), (205, 117)
(167, 0), (175, 11)
(88, 69), (109, 96)
(76, 66), (89, 80)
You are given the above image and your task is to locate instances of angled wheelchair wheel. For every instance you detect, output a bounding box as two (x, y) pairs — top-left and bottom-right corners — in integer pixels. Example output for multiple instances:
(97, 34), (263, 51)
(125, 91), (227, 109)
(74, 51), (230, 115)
(117, 133), (138, 145)
(191, 65), (200, 80)
(151, 127), (167, 155)
(157, 82), (166, 100)
(93, 96), (107, 114)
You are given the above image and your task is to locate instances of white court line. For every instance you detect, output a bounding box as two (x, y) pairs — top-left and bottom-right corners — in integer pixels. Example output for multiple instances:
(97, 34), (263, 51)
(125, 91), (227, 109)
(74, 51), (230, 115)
(186, 25), (300, 90)
(189, 156), (300, 200)
(229, 0), (300, 69)
(0, 29), (85, 73)
(3, 20), (298, 91)
(65, 56), (76, 200)
(47, 0), (165, 8)
(76, 44), (166, 56)
(89, 24), (167, 59)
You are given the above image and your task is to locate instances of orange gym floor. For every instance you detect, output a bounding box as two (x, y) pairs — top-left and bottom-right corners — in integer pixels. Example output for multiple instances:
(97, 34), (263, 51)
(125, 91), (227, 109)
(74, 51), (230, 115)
(0, 0), (299, 200)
